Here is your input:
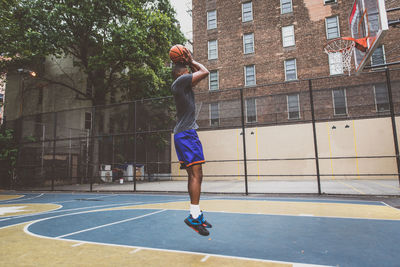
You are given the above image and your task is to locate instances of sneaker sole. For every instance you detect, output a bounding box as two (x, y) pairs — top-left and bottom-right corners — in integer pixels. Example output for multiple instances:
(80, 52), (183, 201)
(184, 219), (209, 236)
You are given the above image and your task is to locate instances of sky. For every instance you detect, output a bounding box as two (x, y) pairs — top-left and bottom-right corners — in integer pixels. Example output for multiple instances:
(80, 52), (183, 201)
(170, 0), (192, 43)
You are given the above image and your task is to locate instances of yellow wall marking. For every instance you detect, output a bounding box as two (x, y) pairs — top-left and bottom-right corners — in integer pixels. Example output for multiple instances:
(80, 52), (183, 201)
(256, 128), (260, 180)
(237, 129), (241, 180)
(326, 123), (334, 179)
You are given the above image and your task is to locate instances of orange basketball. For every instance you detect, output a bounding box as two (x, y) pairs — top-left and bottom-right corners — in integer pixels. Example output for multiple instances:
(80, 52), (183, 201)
(169, 44), (186, 63)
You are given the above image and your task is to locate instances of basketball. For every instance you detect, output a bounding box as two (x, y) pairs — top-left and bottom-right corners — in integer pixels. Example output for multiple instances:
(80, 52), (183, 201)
(169, 44), (186, 63)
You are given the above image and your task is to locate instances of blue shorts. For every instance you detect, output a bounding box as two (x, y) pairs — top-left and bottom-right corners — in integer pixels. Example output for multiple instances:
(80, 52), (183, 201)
(174, 129), (205, 169)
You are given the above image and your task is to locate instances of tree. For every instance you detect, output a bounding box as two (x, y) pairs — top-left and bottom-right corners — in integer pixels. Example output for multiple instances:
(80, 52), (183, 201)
(0, 128), (18, 187)
(0, 0), (186, 105)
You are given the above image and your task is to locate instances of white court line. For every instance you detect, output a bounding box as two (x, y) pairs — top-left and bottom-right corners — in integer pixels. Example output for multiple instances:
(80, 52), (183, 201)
(55, 209), (166, 239)
(0, 198), (187, 225)
(2, 193), (44, 203)
(0, 202), (145, 223)
(71, 243), (84, 247)
(201, 255), (210, 262)
(130, 248), (142, 254)
(24, 225), (333, 267)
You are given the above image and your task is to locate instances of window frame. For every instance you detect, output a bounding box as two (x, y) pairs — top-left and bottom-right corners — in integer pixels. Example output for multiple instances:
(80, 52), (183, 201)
(245, 98), (257, 123)
(371, 45), (386, 67)
(242, 1), (253, 22)
(287, 94), (301, 120)
(282, 25), (295, 47)
(284, 59), (297, 81)
(325, 16), (340, 40)
(243, 32), (255, 54)
(207, 10), (217, 30)
(209, 102), (220, 127)
(84, 112), (92, 130)
(209, 70), (219, 91)
(244, 65), (256, 86)
(280, 0), (293, 14)
(208, 40), (218, 60)
(373, 84), (390, 112)
(332, 88), (348, 116)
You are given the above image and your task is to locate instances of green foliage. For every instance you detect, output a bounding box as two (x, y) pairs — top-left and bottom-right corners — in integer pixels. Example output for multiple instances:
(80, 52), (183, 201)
(0, 0), (186, 104)
(0, 128), (18, 176)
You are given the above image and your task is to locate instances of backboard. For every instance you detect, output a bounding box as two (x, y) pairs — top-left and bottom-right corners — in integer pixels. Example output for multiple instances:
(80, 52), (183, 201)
(349, 0), (388, 73)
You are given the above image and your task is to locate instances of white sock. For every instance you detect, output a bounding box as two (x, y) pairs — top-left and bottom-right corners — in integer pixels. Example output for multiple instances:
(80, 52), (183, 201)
(190, 204), (201, 219)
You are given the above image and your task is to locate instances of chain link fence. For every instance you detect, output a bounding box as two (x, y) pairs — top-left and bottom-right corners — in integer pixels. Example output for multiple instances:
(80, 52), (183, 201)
(2, 68), (400, 195)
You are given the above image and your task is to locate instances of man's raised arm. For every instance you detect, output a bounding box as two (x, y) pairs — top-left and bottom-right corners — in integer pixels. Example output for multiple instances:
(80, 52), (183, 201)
(183, 48), (209, 87)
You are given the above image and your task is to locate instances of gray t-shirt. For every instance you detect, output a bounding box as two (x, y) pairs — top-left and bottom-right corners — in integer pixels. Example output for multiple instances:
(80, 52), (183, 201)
(171, 73), (198, 134)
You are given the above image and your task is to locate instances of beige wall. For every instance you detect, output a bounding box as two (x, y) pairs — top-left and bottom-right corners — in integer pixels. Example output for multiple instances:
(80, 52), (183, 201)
(171, 117), (398, 180)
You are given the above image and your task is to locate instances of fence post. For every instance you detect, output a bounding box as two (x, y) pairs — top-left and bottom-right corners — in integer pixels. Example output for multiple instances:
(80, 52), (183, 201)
(51, 111), (57, 191)
(308, 80), (322, 194)
(89, 106), (96, 192)
(133, 101), (137, 192)
(239, 88), (249, 195)
(385, 68), (400, 186)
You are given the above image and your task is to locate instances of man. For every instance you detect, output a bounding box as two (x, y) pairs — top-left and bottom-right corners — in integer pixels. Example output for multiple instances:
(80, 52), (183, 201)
(171, 48), (212, 236)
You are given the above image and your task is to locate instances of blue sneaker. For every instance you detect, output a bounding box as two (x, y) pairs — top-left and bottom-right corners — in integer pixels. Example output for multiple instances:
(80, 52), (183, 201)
(198, 212), (212, 228)
(184, 214), (209, 236)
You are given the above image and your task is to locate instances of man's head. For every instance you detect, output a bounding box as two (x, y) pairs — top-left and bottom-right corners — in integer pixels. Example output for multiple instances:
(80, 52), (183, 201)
(172, 62), (189, 79)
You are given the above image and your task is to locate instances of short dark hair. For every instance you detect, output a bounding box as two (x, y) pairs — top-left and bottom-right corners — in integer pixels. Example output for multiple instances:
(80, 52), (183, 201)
(172, 62), (187, 79)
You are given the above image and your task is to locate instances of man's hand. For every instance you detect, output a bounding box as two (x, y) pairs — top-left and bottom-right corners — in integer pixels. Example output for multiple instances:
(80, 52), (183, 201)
(182, 47), (193, 65)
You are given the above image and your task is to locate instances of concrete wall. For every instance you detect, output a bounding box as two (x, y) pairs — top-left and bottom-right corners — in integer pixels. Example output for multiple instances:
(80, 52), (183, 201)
(171, 117), (398, 180)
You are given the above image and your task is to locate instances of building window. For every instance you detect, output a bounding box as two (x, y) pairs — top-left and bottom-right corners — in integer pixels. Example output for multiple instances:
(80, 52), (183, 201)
(207, 10), (217, 30)
(287, 94), (300, 119)
(328, 52), (343, 75)
(210, 102), (219, 127)
(244, 65), (256, 86)
(282, 25), (295, 47)
(332, 89), (347, 115)
(246, 98), (257, 123)
(208, 40), (218, 60)
(85, 112), (92, 130)
(371, 45), (386, 66)
(284, 59), (297, 81)
(209, 70), (219, 91)
(374, 84), (389, 112)
(326, 16), (340, 39)
(324, 0), (337, 4)
(242, 2), (253, 22)
(243, 33), (254, 54)
(281, 0), (293, 14)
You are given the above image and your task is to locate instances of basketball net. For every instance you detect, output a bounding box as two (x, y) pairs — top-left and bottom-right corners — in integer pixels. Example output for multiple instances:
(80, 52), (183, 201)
(324, 37), (367, 76)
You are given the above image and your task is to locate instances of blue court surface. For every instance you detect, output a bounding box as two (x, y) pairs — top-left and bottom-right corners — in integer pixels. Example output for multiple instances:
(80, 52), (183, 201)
(0, 192), (399, 267)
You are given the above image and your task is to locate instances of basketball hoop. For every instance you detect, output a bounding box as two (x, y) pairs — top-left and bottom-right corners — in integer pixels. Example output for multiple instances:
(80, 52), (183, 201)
(324, 37), (368, 75)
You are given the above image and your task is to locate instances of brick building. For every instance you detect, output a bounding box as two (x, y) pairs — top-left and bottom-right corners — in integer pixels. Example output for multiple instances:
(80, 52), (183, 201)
(191, 0), (400, 127)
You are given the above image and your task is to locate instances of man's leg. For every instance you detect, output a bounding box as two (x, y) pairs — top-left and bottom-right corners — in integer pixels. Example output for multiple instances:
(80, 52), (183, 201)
(186, 164), (203, 205)
(184, 163), (210, 236)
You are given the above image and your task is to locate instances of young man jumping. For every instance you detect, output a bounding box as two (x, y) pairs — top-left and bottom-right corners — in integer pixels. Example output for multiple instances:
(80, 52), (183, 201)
(171, 48), (212, 236)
